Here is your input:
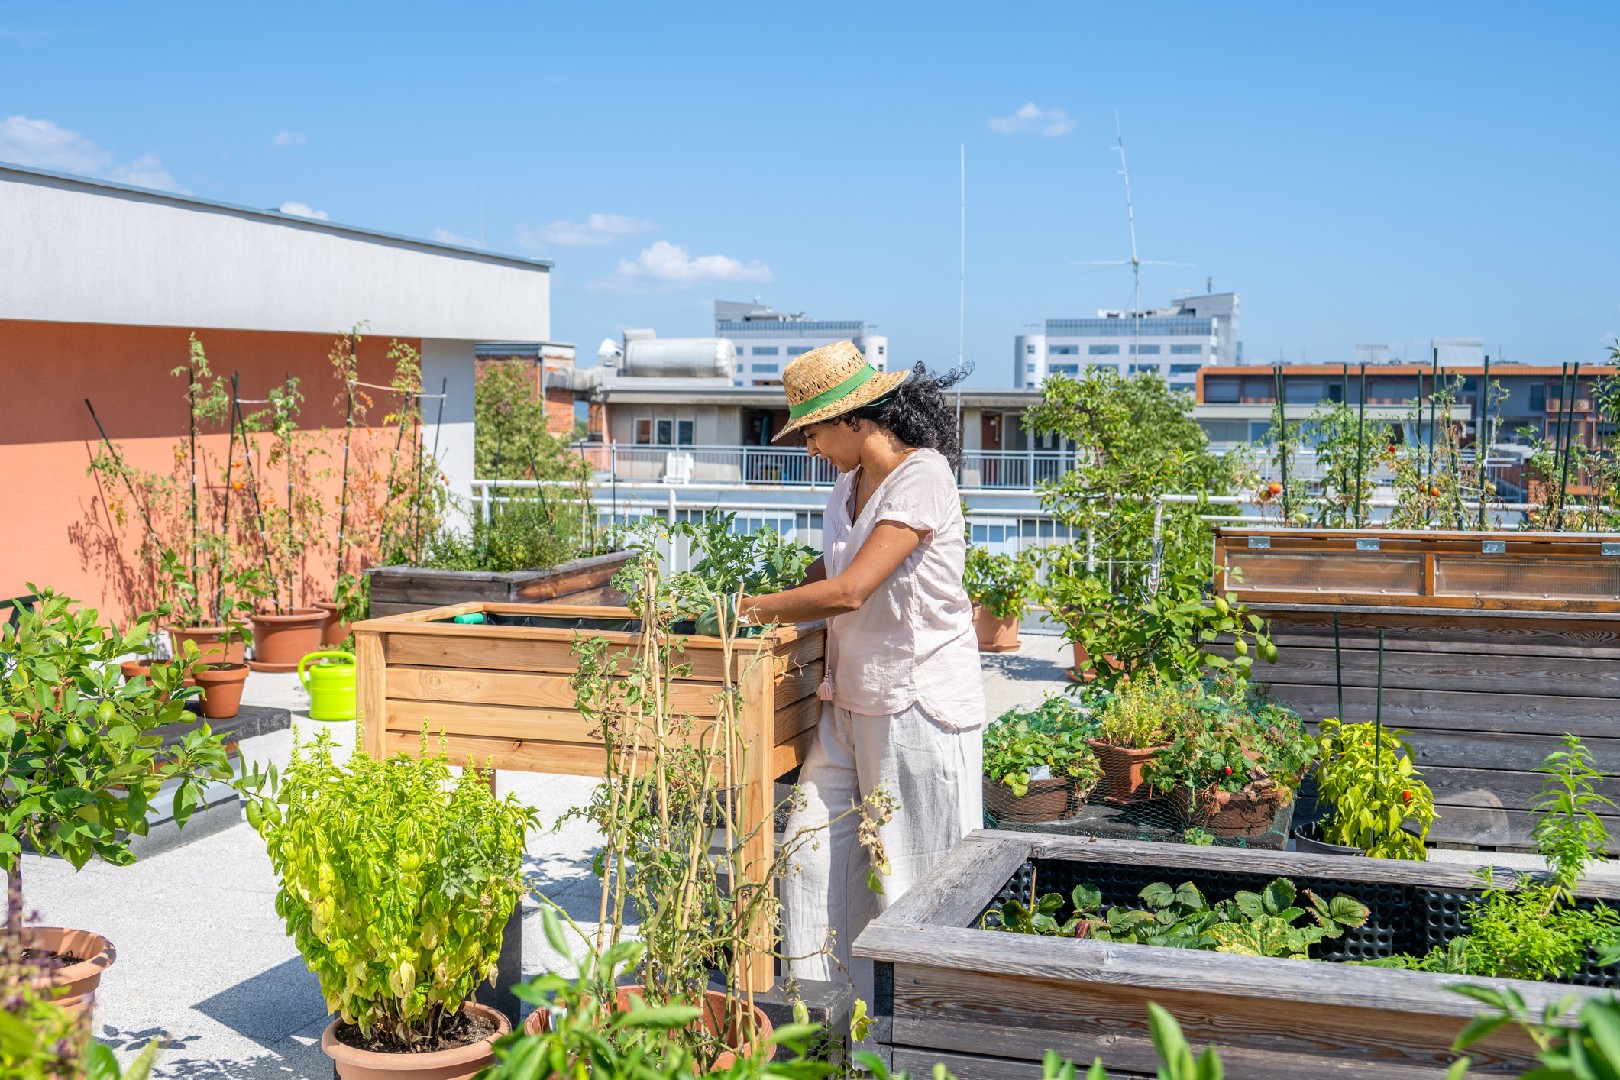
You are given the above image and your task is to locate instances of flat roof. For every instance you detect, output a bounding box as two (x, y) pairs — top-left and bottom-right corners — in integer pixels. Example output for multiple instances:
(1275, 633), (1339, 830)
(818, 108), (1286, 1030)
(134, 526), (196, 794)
(1200, 363), (1608, 377)
(1, 162), (552, 271)
(597, 382), (1041, 407)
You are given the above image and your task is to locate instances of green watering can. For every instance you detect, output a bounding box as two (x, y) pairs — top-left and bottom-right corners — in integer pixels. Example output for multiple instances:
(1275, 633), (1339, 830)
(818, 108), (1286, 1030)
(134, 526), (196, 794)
(298, 650), (356, 722)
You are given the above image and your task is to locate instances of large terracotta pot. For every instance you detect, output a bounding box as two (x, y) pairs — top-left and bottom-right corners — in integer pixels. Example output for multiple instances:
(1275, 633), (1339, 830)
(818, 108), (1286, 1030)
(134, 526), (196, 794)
(196, 662), (249, 720)
(1068, 642), (1122, 685)
(982, 774), (1075, 824)
(23, 927), (115, 1015)
(1086, 740), (1166, 806)
(1170, 784), (1293, 838)
(168, 626), (246, 666)
(314, 601), (350, 648)
(972, 606), (1021, 653)
(249, 609), (325, 673)
(524, 986), (773, 1072)
(323, 1001), (510, 1080)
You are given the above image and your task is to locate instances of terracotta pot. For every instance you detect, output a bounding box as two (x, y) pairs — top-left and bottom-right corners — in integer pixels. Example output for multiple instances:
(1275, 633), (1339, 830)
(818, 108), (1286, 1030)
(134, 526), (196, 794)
(982, 774), (1075, 823)
(1067, 643), (1122, 685)
(23, 926), (115, 1015)
(120, 658), (191, 688)
(972, 606), (1021, 653)
(196, 663), (249, 720)
(314, 601), (350, 648)
(1086, 740), (1167, 805)
(524, 986), (772, 1072)
(323, 1001), (510, 1080)
(169, 626), (247, 666)
(1170, 785), (1292, 838)
(249, 608), (326, 673)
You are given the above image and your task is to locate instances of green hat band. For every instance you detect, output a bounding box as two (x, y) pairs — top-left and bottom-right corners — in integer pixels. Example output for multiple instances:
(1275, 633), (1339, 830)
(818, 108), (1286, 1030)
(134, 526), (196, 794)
(789, 364), (877, 420)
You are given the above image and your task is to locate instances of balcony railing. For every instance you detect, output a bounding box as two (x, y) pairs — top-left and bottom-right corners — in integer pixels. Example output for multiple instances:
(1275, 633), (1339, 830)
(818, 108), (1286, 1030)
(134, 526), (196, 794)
(568, 443), (1076, 491)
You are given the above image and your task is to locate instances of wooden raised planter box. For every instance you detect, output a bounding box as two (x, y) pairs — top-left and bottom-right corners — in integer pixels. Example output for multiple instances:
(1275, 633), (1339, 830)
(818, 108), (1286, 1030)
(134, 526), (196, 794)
(351, 599), (825, 991)
(856, 831), (1619, 1079)
(1209, 527), (1620, 854)
(365, 550), (633, 618)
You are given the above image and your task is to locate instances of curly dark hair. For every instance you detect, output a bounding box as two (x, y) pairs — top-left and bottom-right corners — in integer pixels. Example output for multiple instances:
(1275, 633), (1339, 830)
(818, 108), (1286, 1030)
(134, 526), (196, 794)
(838, 362), (970, 469)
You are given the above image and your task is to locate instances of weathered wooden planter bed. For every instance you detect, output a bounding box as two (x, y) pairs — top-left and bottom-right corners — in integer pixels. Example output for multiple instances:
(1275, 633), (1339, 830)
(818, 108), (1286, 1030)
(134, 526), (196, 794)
(1211, 527), (1620, 853)
(856, 832), (1620, 1079)
(352, 599), (824, 991)
(365, 549), (633, 617)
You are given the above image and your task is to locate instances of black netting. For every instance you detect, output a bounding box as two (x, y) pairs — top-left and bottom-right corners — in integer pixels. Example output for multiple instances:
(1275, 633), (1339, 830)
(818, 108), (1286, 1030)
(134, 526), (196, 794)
(985, 788), (1295, 851)
(975, 856), (1620, 987)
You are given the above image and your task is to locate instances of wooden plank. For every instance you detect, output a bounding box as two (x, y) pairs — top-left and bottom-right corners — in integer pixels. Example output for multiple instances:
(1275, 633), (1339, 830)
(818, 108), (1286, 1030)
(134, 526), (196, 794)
(1400, 729), (1620, 774)
(1273, 682), (1620, 738)
(382, 728), (623, 777)
(1214, 643), (1620, 698)
(771, 728), (815, 777)
(889, 1048), (1052, 1080)
(387, 664), (734, 717)
(385, 698), (596, 742)
(877, 833), (1035, 929)
(1248, 610), (1620, 658)
(773, 689), (822, 745)
(355, 629), (386, 759)
(1427, 805), (1620, 853)
(738, 653), (777, 993)
(1227, 588), (1620, 615)
(890, 966), (1534, 1079)
(1000, 831), (1620, 899)
(1419, 764), (1620, 811)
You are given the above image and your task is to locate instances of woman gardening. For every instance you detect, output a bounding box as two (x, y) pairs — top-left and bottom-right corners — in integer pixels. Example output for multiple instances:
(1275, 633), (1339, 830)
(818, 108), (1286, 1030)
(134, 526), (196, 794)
(738, 340), (985, 1002)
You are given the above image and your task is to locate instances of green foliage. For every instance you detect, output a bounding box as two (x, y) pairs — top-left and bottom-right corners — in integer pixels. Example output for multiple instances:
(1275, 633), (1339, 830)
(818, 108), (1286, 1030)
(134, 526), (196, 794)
(1386, 373), (1497, 531)
(983, 717), (1100, 797)
(1369, 736), (1620, 981)
(995, 693), (1099, 738)
(992, 877), (1368, 962)
(0, 984), (90, 1080)
(0, 588), (230, 925)
(1301, 399), (1395, 529)
(417, 488), (591, 574)
(247, 733), (538, 1045)
(1450, 983), (1620, 1079)
(1091, 673), (1197, 749)
(1313, 717), (1436, 859)
(474, 362), (591, 484)
(661, 512), (817, 629)
(1141, 679), (1314, 803)
(963, 547), (1037, 619)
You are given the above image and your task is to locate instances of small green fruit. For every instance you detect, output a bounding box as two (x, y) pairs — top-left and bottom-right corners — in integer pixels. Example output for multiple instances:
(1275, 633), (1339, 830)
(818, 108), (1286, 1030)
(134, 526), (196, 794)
(95, 701), (115, 725)
(64, 722), (86, 748)
(1213, 597), (1229, 617)
(1233, 639), (1248, 657)
(1262, 642), (1279, 663)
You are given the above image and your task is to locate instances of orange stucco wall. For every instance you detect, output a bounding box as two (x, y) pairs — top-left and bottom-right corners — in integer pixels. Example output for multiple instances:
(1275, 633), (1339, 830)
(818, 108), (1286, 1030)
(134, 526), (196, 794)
(0, 320), (420, 624)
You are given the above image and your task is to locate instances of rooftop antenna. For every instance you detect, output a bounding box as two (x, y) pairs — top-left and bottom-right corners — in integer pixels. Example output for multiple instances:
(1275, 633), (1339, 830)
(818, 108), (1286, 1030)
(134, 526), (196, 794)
(956, 142), (965, 425)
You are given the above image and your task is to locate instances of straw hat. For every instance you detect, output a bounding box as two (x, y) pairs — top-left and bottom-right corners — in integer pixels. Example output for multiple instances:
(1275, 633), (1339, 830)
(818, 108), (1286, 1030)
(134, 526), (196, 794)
(772, 340), (910, 442)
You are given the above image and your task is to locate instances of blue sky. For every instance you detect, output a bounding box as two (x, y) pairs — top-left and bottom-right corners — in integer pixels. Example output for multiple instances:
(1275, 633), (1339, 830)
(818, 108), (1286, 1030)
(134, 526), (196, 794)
(3, 2), (1618, 385)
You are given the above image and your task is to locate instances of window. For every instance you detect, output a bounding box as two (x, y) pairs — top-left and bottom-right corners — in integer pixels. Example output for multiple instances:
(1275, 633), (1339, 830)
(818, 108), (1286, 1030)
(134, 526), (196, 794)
(877, 345), (885, 356)
(1088, 344), (1120, 355)
(1129, 363), (1160, 374)
(1050, 344), (1079, 355)
(787, 346), (810, 356)
(1248, 420), (1273, 441)
(1025, 344), (1036, 355)
(656, 419), (674, 446)
(1531, 385), (1546, 412)
(1050, 363), (1080, 375)
(1203, 377), (1240, 404)
(1170, 382), (1195, 393)
(1170, 344), (1203, 356)
(1170, 364), (1202, 374)
(753, 362), (780, 373)
(753, 347), (780, 356)
(676, 419), (695, 446)
(1130, 344), (1161, 355)
(1025, 363), (1036, 373)
(634, 418), (654, 445)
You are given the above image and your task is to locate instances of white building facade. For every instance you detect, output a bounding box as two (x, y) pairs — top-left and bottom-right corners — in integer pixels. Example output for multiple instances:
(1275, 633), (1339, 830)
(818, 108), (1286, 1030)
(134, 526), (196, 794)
(715, 300), (889, 387)
(1015, 292), (1240, 394)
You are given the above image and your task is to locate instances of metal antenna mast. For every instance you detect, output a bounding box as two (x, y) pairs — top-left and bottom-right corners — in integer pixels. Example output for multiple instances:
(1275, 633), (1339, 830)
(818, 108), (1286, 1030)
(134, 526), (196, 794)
(956, 143), (965, 426)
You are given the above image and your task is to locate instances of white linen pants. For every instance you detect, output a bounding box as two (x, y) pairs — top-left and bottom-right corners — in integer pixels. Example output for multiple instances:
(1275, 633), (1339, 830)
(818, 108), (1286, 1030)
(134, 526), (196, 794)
(779, 701), (983, 1005)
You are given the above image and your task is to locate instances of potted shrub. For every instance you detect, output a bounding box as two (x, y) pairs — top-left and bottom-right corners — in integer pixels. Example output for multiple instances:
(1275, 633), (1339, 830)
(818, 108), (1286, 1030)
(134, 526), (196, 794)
(1146, 683), (1315, 838)
(1085, 675), (1195, 805)
(983, 716), (1101, 824)
(1, 588), (230, 1015)
(245, 733), (537, 1078)
(1298, 717), (1436, 858)
(963, 547), (1036, 652)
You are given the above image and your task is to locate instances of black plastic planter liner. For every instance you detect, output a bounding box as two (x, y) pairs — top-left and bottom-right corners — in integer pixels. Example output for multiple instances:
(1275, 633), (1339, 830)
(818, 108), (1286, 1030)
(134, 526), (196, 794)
(983, 856), (1620, 986)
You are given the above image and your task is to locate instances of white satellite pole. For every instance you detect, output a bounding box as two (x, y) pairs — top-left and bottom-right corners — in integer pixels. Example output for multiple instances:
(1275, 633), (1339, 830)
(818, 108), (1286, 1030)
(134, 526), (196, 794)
(1114, 113), (1142, 361)
(956, 142), (965, 426)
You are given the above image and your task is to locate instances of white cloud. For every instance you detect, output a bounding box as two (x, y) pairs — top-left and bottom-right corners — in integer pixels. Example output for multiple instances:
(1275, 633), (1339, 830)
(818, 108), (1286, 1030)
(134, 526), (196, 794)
(520, 213), (658, 248)
(271, 130), (306, 148)
(988, 102), (1076, 137)
(596, 240), (774, 292)
(431, 227), (484, 248)
(278, 201), (329, 221)
(0, 114), (186, 191)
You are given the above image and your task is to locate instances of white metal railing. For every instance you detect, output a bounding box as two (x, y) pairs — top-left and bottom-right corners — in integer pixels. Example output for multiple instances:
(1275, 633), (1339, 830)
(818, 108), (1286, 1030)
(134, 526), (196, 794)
(567, 443), (1073, 492)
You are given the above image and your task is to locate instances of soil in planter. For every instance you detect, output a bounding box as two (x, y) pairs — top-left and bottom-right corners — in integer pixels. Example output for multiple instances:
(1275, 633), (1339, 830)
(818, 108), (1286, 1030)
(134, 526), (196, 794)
(332, 1009), (499, 1055)
(20, 947), (87, 965)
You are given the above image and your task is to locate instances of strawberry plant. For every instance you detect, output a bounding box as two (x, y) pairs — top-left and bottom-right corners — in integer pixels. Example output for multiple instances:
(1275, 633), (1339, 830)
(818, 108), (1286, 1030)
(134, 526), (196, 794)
(1142, 680), (1314, 805)
(984, 717), (1100, 797)
(246, 733), (538, 1047)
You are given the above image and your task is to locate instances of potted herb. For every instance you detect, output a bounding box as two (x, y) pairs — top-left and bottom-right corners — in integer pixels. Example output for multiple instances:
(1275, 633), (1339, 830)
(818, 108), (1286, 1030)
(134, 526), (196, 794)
(1, 588), (230, 1015)
(983, 716), (1101, 823)
(963, 547), (1036, 652)
(245, 733), (537, 1078)
(1086, 675), (1194, 805)
(1146, 684), (1315, 838)
(1297, 718), (1436, 858)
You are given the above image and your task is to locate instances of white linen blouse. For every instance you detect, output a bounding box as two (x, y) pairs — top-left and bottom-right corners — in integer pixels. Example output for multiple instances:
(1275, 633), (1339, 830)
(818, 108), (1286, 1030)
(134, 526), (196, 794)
(817, 447), (985, 730)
